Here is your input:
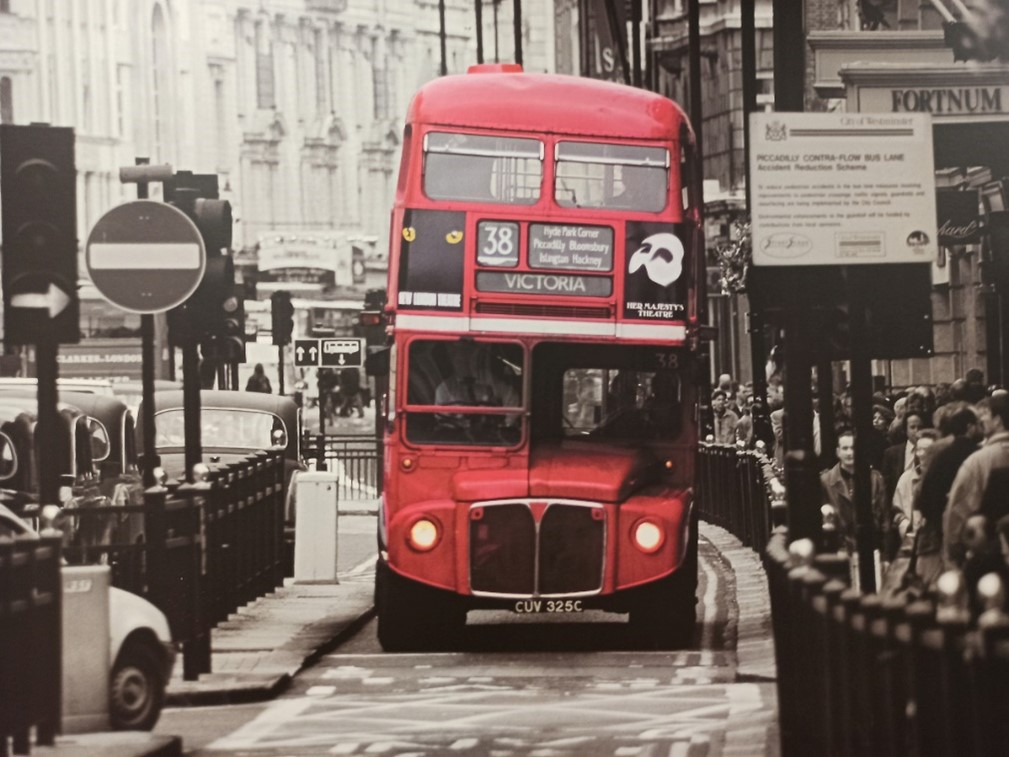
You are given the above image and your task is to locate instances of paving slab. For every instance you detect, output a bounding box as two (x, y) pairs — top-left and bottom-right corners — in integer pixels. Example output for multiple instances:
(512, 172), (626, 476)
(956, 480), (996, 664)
(27, 732), (181, 757)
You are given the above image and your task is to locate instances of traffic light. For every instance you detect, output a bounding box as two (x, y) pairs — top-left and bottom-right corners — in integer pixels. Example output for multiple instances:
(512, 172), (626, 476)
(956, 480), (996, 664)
(271, 290), (295, 346)
(357, 288), (387, 348)
(201, 277), (246, 364)
(0, 124), (79, 345)
(166, 175), (233, 344)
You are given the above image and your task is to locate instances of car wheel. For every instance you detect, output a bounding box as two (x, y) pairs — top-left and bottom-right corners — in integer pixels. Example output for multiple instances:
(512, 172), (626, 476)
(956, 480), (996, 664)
(109, 641), (165, 731)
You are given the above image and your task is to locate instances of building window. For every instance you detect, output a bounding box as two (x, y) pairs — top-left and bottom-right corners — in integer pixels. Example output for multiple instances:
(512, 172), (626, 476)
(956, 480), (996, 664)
(0, 1), (10, 14)
(372, 40), (388, 120)
(215, 78), (227, 166)
(152, 5), (169, 160)
(0, 77), (12, 124)
(115, 65), (125, 136)
(315, 28), (327, 113)
(256, 21), (275, 110)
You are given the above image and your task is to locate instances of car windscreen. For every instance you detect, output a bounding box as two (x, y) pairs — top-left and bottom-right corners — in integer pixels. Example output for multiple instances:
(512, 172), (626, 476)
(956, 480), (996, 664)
(154, 408), (288, 451)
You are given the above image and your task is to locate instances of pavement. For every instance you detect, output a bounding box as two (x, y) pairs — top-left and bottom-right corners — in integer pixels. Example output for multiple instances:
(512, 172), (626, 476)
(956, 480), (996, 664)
(38, 506), (775, 757)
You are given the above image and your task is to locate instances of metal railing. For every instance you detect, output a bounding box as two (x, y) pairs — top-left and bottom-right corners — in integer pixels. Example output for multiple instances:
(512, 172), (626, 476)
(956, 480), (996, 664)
(700, 437), (1009, 757)
(0, 532), (61, 755)
(302, 433), (382, 500)
(60, 450), (286, 679)
(766, 531), (1009, 756)
(696, 439), (784, 550)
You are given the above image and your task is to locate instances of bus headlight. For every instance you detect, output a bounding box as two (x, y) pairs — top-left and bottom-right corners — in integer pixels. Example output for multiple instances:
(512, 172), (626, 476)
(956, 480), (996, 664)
(408, 518), (440, 552)
(632, 519), (664, 554)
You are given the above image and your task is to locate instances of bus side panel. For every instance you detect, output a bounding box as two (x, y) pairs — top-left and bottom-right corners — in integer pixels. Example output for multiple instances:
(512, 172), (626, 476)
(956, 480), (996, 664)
(614, 491), (692, 591)
(386, 498), (459, 592)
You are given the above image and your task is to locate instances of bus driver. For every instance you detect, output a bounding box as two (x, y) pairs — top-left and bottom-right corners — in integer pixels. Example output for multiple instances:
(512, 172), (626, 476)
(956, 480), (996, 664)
(435, 342), (518, 408)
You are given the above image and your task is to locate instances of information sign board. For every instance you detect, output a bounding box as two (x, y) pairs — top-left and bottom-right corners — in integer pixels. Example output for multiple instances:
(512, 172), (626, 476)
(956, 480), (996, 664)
(750, 113), (937, 266)
(320, 338), (363, 367)
(294, 339), (320, 367)
(528, 224), (613, 271)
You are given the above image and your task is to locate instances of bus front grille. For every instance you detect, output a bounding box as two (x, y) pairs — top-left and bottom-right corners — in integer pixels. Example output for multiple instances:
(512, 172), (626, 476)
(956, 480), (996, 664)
(469, 501), (605, 597)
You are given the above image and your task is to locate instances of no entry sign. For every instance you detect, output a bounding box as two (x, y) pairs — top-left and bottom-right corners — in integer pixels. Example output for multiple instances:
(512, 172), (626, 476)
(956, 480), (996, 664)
(86, 200), (206, 313)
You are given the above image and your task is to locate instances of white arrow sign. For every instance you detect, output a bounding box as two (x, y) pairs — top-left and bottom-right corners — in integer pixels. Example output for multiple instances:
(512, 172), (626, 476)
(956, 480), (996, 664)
(309, 345), (318, 362)
(296, 345), (305, 361)
(11, 283), (71, 318)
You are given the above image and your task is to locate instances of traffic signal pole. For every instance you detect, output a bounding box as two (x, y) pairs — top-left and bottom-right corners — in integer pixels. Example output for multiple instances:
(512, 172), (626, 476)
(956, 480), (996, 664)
(120, 159), (172, 488)
(1, 124), (78, 529)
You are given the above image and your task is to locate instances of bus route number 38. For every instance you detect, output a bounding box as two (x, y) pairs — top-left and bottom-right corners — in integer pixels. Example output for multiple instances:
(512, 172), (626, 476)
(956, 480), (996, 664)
(513, 598), (584, 614)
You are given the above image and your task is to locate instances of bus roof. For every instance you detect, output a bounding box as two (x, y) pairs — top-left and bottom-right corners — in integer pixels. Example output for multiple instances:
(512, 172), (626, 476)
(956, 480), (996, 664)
(407, 69), (690, 142)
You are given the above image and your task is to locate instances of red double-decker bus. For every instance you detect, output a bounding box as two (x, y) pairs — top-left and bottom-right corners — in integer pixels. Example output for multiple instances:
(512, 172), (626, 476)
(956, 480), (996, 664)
(375, 64), (708, 651)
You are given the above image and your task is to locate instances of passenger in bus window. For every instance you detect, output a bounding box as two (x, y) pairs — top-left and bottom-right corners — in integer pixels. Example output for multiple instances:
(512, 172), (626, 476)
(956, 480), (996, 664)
(571, 374), (602, 428)
(644, 370), (681, 438)
(595, 371), (646, 438)
(613, 164), (667, 211)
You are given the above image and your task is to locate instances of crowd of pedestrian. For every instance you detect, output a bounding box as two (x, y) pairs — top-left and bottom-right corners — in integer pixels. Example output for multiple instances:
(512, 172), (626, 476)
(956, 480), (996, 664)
(713, 365), (1009, 602)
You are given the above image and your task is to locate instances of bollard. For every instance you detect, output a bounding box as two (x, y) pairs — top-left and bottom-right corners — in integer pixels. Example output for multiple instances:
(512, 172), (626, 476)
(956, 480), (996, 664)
(61, 566), (111, 733)
(294, 471), (340, 583)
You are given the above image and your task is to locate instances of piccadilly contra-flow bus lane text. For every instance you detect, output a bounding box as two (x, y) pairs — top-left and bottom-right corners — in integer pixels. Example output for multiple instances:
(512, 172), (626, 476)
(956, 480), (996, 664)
(203, 531), (779, 756)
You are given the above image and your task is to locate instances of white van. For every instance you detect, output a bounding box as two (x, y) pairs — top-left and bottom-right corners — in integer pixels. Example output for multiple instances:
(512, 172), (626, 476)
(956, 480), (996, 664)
(0, 504), (175, 730)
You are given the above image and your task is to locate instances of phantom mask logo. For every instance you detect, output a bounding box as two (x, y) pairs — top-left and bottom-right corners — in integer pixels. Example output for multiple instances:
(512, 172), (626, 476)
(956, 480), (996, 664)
(628, 232), (685, 287)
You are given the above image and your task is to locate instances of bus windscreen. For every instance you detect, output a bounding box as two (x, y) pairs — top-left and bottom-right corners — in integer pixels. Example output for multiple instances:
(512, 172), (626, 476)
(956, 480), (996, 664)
(554, 142), (669, 212)
(423, 132), (542, 205)
(404, 339), (524, 447)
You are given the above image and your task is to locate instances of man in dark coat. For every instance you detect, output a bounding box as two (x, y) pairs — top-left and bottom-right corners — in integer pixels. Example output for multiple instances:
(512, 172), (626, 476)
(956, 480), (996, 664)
(245, 363), (272, 394)
(882, 410), (926, 507)
(821, 429), (888, 555)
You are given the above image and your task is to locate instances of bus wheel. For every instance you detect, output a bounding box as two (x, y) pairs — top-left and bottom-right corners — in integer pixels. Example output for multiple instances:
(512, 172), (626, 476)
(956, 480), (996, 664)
(629, 522), (698, 650)
(375, 559), (464, 652)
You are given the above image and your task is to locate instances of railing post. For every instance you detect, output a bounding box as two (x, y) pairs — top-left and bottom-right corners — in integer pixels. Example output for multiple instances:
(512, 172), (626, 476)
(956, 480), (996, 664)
(32, 533), (62, 748)
(176, 478), (211, 680)
(315, 433), (327, 471)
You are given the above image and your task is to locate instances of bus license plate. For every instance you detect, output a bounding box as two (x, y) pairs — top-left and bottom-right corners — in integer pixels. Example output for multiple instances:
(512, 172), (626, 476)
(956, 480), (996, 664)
(513, 599), (584, 614)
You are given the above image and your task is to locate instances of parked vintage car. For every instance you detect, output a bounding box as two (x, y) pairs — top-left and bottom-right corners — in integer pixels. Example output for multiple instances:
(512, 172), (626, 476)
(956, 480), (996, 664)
(111, 379), (183, 415)
(135, 389), (307, 522)
(0, 393), (133, 562)
(0, 377), (115, 395)
(0, 502), (175, 730)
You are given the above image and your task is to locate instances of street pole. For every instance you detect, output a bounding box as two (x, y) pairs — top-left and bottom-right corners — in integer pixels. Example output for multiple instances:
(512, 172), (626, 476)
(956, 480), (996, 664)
(120, 158), (173, 488)
(740, 0), (772, 447)
(182, 338), (202, 483)
(513, 0), (523, 66)
(687, 0), (703, 156)
(578, 0), (589, 76)
(36, 341), (59, 507)
(278, 345), (286, 396)
(438, 0), (448, 76)
(476, 0), (484, 64)
(783, 308), (821, 543)
(631, 0), (642, 88)
(849, 267), (878, 591)
(135, 160), (159, 487)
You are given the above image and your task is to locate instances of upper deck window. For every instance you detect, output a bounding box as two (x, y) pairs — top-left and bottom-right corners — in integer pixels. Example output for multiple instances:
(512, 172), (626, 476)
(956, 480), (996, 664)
(554, 142), (669, 212)
(423, 132), (542, 205)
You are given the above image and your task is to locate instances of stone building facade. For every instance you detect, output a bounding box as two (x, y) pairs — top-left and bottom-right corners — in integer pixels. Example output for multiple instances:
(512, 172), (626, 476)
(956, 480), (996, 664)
(0, 0), (554, 306)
